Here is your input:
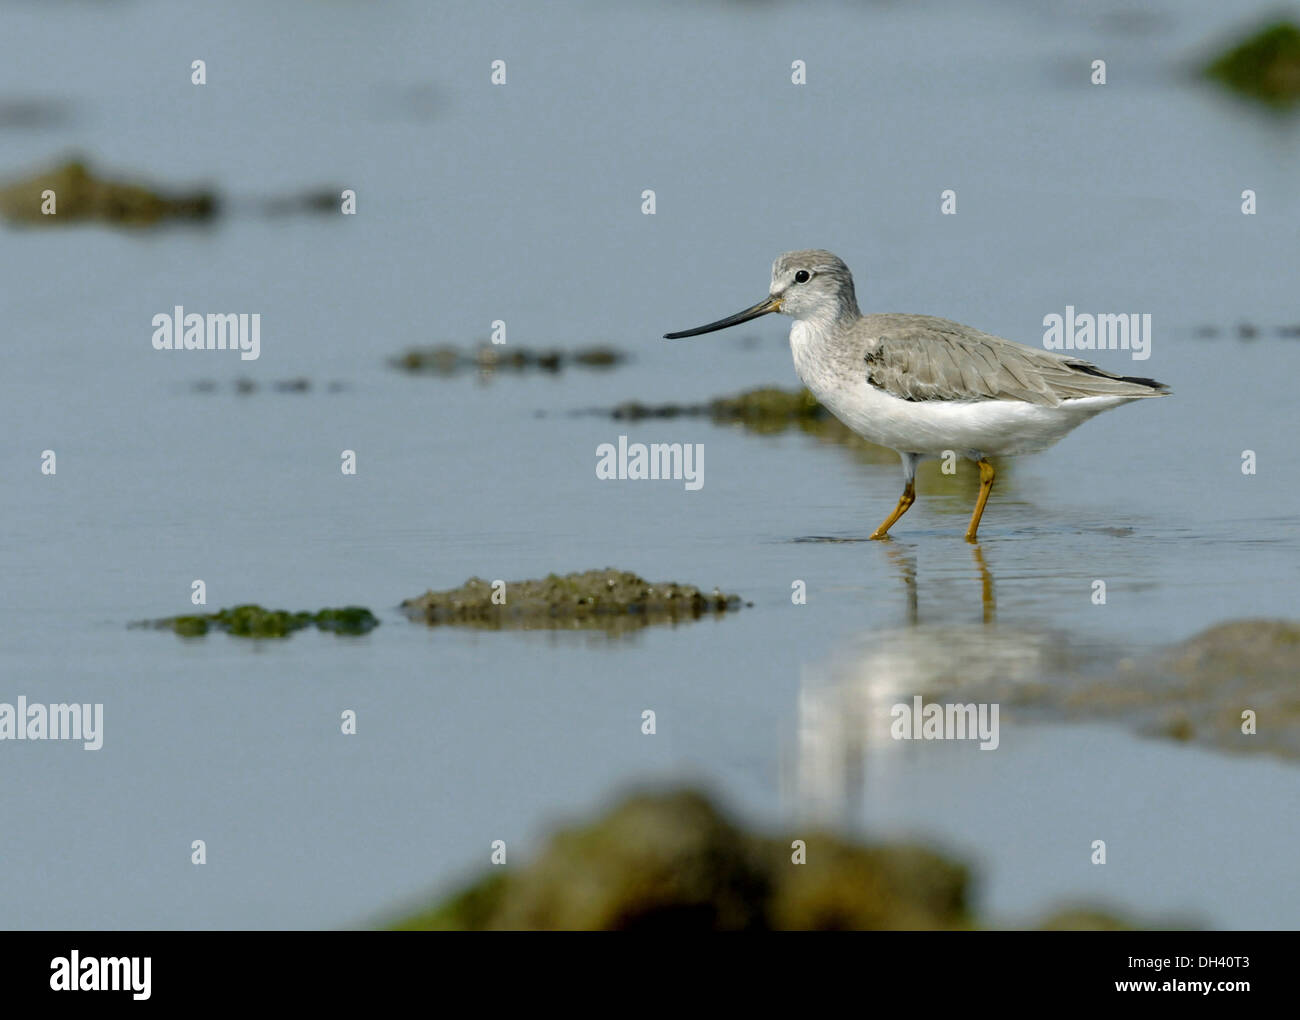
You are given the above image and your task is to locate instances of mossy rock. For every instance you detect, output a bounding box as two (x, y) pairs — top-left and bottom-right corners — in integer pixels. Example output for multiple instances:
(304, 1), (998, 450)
(1205, 21), (1300, 108)
(389, 789), (1138, 931)
(0, 158), (217, 227)
(402, 569), (743, 632)
(142, 604), (378, 638)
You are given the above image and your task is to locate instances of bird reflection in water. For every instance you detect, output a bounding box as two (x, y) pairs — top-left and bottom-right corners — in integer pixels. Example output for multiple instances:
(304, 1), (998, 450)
(789, 545), (1063, 823)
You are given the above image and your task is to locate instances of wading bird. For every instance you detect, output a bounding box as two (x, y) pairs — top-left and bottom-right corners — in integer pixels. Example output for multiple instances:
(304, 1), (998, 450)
(665, 250), (1169, 541)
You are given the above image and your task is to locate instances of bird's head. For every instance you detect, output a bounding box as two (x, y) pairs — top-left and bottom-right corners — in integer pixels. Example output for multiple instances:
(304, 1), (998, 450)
(769, 250), (859, 322)
(664, 249), (859, 339)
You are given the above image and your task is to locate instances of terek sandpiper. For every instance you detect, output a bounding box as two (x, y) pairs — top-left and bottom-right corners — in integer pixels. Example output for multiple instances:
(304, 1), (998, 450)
(664, 250), (1169, 542)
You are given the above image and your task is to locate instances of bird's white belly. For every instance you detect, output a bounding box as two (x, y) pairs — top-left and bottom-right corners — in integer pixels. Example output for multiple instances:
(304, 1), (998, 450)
(789, 323), (1126, 457)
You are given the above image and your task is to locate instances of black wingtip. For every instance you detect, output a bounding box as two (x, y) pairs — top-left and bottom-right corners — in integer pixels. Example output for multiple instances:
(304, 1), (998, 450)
(1070, 361), (1170, 393)
(1118, 374), (1168, 390)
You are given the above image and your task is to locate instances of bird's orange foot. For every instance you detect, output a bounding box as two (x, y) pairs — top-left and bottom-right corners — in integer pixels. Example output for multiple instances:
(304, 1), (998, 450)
(870, 483), (915, 541)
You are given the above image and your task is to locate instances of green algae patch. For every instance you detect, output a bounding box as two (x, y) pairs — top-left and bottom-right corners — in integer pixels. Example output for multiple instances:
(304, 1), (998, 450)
(1205, 21), (1300, 108)
(391, 344), (626, 377)
(214, 606), (314, 638)
(141, 605), (379, 639)
(0, 158), (217, 227)
(402, 569), (744, 632)
(388, 789), (1141, 931)
(313, 606), (381, 634)
(168, 616), (211, 638)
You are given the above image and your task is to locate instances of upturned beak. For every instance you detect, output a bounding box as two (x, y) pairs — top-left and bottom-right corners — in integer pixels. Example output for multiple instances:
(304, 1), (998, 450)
(663, 296), (782, 339)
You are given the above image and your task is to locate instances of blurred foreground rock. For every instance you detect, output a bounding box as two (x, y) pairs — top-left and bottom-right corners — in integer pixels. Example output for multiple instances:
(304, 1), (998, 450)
(392, 790), (972, 930)
(391, 789), (1144, 931)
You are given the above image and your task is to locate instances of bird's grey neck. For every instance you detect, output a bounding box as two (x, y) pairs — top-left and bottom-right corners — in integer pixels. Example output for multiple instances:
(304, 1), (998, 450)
(839, 280), (861, 319)
(798, 296), (861, 339)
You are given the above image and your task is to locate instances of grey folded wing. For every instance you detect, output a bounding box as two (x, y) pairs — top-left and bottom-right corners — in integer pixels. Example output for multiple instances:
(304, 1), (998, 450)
(860, 315), (1169, 406)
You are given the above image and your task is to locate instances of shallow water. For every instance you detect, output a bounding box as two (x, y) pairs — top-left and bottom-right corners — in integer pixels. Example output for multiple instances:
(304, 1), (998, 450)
(2, 0), (1298, 928)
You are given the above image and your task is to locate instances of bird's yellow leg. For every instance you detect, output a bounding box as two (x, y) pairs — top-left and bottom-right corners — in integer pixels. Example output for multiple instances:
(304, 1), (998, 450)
(965, 459), (996, 543)
(869, 481), (916, 540)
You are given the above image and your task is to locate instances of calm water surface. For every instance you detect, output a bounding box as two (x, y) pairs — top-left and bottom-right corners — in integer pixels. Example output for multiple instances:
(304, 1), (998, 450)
(2, 0), (1297, 927)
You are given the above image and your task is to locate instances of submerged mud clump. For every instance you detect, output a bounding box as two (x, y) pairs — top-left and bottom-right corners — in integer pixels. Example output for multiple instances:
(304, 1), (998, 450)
(0, 98), (73, 129)
(608, 386), (824, 428)
(941, 619), (1300, 761)
(0, 158), (217, 226)
(1204, 21), (1300, 108)
(390, 789), (1140, 931)
(391, 344), (625, 377)
(1077, 620), (1300, 760)
(1192, 322), (1300, 339)
(401, 569), (743, 631)
(0, 157), (342, 228)
(190, 377), (347, 394)
(141, 605), (379, 638)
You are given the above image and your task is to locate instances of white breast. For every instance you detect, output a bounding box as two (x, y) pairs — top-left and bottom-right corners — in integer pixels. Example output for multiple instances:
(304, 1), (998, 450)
(788, 321), (1130, 457)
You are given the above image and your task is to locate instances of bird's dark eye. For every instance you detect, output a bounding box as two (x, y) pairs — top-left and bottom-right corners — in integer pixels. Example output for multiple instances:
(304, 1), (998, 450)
(794, 270), (811, 284)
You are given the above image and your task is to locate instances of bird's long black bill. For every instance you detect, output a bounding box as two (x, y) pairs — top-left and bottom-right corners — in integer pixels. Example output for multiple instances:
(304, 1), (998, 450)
(663, 297), (781, 339)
